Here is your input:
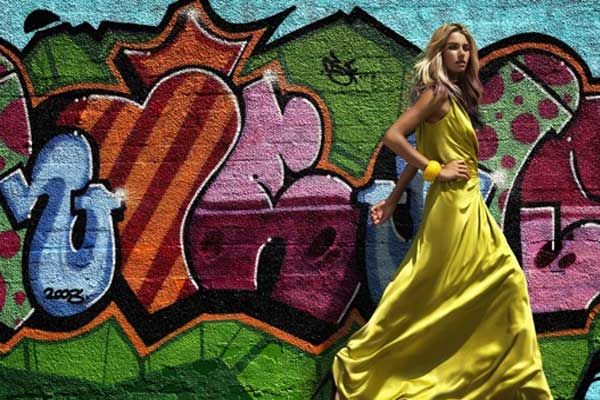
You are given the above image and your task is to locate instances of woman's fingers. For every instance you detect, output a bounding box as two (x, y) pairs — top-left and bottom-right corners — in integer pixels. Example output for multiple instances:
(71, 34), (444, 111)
(451, 161), (470, 180)
(371, 207), (381, 224)
(371, 202), (392, 225)
(450, 169), (469, 180)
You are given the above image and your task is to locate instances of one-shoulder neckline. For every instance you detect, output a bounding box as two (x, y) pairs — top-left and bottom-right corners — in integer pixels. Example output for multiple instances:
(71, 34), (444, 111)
(424, 96), (454, 125)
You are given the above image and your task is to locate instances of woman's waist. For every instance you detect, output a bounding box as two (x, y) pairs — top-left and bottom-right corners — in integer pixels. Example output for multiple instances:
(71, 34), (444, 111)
(430, 169), (480, 191)
(421, 152), (478, 181)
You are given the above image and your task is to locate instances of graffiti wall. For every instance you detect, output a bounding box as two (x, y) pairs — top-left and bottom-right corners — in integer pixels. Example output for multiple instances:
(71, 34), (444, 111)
(0, 1), (599, 399)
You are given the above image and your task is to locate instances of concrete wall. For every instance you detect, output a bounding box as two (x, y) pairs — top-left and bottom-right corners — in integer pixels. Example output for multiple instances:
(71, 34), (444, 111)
(0, 1), (599, 398)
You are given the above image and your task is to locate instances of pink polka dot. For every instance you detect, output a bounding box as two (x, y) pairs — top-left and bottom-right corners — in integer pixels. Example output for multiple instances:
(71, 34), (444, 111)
(511, 70), (524, 82)
(13, 291), (26, 306)
(495, 112), (503, 120)
(511, 113), (540, 144)
(0, 231), (20, 258)
(498, 189), (509, 210)
(481, 74), (504, 105)
(538, 99), (558, 119)
(0, 274), (5, 311)
(501, 155), (516, 169)
(514, 95), (524, 105)
(477, 125), (499, 161)
(563, 94), (572, 104)
(0, 156), (4, 172)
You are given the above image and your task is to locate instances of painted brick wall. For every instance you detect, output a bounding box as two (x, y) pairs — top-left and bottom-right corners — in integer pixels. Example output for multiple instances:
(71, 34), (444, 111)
(0, 1), (599, 399)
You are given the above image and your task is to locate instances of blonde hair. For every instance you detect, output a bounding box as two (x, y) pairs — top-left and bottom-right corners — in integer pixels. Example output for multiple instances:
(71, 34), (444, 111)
(410, 23), (483, 128)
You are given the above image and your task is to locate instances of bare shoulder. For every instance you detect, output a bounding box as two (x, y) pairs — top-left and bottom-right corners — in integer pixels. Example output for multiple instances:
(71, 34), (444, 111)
(385, 84), (450, 136)
(417, 86), (448, 106)
(413, 86), (449, 120)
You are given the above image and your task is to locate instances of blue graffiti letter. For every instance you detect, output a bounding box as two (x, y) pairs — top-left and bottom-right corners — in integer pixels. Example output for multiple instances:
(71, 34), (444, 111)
(0, 132), (122, 317)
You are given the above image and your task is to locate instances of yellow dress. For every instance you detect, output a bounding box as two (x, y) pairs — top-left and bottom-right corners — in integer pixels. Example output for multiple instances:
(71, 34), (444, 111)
(332, 96), (553, 399)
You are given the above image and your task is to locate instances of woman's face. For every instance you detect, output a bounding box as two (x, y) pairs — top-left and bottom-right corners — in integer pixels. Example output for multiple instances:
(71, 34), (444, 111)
(442, 31), (470, 79)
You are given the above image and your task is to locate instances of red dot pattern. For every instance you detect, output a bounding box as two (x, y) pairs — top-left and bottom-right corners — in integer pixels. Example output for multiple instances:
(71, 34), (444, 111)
(514, 95), (524, 105)
(0, 231), (20, 258)
(511, 113), (540, 144)
(477, 125), (499, 160)
(480, 58), (575, 221)
(538, 99), (559, 119)
(501, 155), (516, 169)
(481, 74), (504, 105)
(13, 291), (26, 306)
(511, 69), (524, 83)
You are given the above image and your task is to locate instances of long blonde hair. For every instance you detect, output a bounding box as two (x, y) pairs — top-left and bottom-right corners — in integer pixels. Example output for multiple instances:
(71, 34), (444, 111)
(410, 23), (483, 128)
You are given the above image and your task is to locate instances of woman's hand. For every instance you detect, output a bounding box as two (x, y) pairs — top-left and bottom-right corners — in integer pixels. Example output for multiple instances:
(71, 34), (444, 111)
(370, 199), (397, 226)
(436, 159), (470, 182)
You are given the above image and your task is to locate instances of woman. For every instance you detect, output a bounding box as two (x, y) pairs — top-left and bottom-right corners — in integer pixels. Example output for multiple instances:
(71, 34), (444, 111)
(330, 23), (553, 399)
